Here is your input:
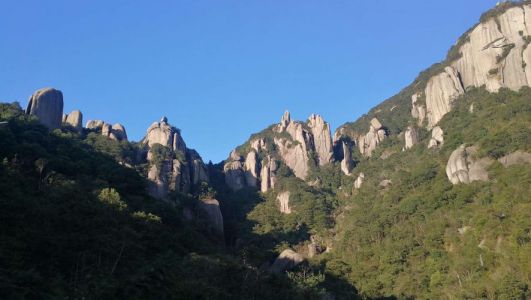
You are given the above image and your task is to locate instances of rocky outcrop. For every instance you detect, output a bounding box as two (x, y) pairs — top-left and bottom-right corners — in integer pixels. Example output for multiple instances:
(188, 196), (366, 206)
(274, 137), (309, 179)
(198, 198), (224, 237)
(244, 151), (259, 187)
(270, 249), (304, 274)
(26, 88), (64, 129)
(354, 172), (364, 189)
(404, 126), (418, 150)
(411, 92), (426, 126)
(340, 141), (353, 175)
(86, 119), (128, 141)
(357, 118), (386, 157)
(250, 138), (267, 151)
(64, 110), (83, 131)
(498, 151), (531, 167)
(260, 157), (278, 193)
(446, 145), (492, 184)
(425, 66), (465, 128)
(144, 117), (208, 198)
(224, 150), (246, 190)
(308, 114), (334, 166)
(428, 126), (444, 149)
(452, 6), (531, 92)
(277, 191), (291, 214)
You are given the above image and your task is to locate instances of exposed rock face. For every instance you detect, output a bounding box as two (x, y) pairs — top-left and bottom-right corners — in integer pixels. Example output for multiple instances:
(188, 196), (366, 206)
(270, 249), (304, 274)
(274, 136), (309, 179)
(64, 110), (83, 130)
(244, 151), (259, 187)
(498, 151), (531, 167)
(404, 126), (418, 150)
(340, 141), (353, 175)
(250, 138), (267, 151)
(260, 157), (278, 193)
(452, 6), (531, 92)
(224, 151), (246, 190)
(354, 173), (364, 189)
(446, 145), (492, 184)
(277, 191), (291, 214)
(428, 126), (444, 149)
(425, 66), (465, 128)
(411, 92), (426, 126)
(198, 198), (224, 237)
(26, 88), (64, 129)
(144, 117), (208, 199)
(308, 114), (334, 166)
(358, 118), (386, 157)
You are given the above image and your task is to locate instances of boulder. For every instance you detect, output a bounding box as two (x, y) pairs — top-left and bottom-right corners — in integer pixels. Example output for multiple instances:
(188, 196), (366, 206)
(379, 179), (392, 188)
(358, 118), (386, 157)
(497, 151), (531, 167)
(198, 198), (224, 238)
(86, 119), (105, 129)
(274, 137), (309, 179)
(404, 126), (418, 150)
(244, 151), (259, 187)
(270, 249), (304, 274)
(446, 145), (492, 184)
(428, 126), (444, 149)
(277, 191), (291, 214)
(354, 173), (365, 189)
(111, 123), (127, 141)
(64, 110), (83, 131)
(26, 88), (64, 129)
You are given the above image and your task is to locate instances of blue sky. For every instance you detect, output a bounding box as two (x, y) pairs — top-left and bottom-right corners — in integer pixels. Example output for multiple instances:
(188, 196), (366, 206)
(0, 0), (499, 163)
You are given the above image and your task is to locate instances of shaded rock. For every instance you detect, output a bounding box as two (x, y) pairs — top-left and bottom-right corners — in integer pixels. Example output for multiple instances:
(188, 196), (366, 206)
(446, 145), (492, 184)
(277, 191), (291, 214)
(270, 249), (304, 274)
(189, 149), (209, 184)
(498, 151), (531, 167)
(145, 117), (187, 153)
(111, 123), (127, 141)
(198, 198), (224, 238)
(26, 88), (64, 129)
(274, 136), (309, 179)
(224, 154), (246, 191)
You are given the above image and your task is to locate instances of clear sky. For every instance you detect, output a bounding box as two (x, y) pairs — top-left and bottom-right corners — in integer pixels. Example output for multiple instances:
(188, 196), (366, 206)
(0, 0), (499, 163)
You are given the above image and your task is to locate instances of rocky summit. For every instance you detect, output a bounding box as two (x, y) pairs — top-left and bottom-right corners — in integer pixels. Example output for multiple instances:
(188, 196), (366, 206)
(1, 2), (530, 300)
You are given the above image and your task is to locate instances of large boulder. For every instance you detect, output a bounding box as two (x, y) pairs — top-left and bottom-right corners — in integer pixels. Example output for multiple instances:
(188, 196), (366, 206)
(446, 145), (492, 184)
(404, 126), (418, 150)
(358, 118), (386, 157)
(270, 249), (304, 274)
(428, 126), (444, 149)
(198, 198), (224, 238)
(64, 110), (83, 131)
(497, 151), (531, 167)
(354, 173), (365, 189)
(26, 88), (64, 129)
(111, 123), (127, 141)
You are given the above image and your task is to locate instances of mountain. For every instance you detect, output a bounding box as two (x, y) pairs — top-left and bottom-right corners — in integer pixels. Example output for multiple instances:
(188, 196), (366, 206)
(1, 1), (530, 299)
